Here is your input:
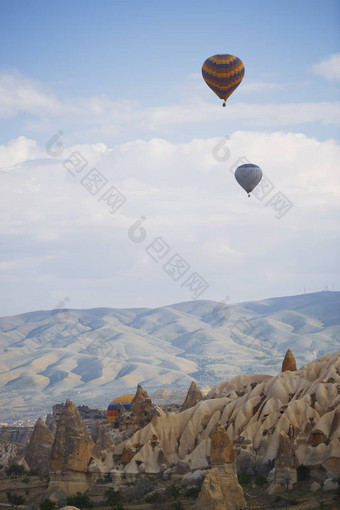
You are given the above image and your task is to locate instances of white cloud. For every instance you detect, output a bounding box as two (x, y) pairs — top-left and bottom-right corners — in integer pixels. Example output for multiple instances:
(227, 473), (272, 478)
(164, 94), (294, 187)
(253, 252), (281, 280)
(0, 131), (339, 315)
(0, 71), (339, 144)
(312, 53), (340, 82)
(0, 72), (61, 118)
(0, 136), (42, 168)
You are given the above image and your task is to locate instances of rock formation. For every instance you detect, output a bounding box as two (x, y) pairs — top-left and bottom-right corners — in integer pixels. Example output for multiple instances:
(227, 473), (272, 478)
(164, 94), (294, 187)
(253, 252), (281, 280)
(115, 385), (160, 431)
(10, 352), (337, 501)
(0, 439), (20, 467)
(0, 426), (32, 468)
(323, 478), (339, 491)
(267, 432), (298, 494)
(50, 399), (94, 472)
(210, 422), (235, 465)
(24, 417), (55, 475)
(180, 381), (203, 411)
(46, 403), (65, 433)
(282, 349), (297, 372)
(195, 423), (247, 510)
(48, 399), (95, 501)
(92, 421), (118, 451)
(0, 426), (33, 445)
(98, 353), (340, 480)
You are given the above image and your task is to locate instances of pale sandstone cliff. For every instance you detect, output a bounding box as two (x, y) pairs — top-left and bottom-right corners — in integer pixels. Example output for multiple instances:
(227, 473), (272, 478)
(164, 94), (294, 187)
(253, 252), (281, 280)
(96, 353), (339, 479)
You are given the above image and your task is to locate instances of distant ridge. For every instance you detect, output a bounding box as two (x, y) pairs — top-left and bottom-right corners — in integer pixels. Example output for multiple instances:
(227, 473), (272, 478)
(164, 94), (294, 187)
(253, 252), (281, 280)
(0, 291), (339, 424)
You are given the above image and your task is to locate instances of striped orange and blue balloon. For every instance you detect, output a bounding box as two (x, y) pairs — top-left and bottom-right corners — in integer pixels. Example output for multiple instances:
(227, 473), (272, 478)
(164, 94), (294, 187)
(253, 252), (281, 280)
(202, 54), (245, 106)
(107, 394), (134, 423)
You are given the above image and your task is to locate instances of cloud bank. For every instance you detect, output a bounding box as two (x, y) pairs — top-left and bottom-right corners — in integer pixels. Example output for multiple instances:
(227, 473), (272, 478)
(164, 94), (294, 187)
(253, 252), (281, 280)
(0, 131), (339, 315)
(0, 71), (339, 146)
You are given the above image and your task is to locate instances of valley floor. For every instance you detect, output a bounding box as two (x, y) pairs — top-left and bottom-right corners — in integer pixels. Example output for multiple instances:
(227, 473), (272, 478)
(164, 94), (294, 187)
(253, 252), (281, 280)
(1, 476), (340, 510)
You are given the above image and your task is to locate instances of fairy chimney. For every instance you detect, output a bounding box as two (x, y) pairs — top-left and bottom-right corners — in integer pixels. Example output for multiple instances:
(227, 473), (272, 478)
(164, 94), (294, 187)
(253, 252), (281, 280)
(282, 349), (297, 372)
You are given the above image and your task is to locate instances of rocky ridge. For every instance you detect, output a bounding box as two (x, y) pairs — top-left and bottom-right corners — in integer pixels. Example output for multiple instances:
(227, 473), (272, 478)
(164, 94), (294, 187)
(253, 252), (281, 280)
(1, 291), (339, 424)
(2, 351), (339, 503)
(95, 352), (340, 483)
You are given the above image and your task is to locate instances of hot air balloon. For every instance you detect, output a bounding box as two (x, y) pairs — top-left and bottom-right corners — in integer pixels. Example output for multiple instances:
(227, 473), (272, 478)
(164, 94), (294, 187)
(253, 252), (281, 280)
(235, 164), (262, 197)
(202, 54), (245, 106)
(107, 394), (134, 423)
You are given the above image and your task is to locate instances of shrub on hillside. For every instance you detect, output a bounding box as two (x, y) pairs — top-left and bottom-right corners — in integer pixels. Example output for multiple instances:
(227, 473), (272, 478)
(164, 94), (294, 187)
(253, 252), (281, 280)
(185, 486), (200, 498)
(6, 491), (25, 509)
(66, 492), (93, 509)
(166, 484), (181, 500)
(254, 474), (267, 487)
(238, 472), (253, 486)
(40, 498), (57, 510)
(104, 487), (123, 508)
(6, 464), (26, 477)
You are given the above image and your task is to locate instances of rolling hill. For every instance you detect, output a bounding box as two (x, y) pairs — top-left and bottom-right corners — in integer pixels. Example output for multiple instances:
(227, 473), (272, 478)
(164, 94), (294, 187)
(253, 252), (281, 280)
(0, 291), (339, 424)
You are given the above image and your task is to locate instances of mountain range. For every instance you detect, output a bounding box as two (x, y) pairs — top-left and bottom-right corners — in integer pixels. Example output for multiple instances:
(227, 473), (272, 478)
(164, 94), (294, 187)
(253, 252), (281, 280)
(0, 291), (339, 424)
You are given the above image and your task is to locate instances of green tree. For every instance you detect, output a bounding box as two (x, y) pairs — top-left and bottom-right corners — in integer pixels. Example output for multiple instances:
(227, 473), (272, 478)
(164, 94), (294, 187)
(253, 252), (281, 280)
(238, 472), (252, 486)
(6, 491), (25, 510)
(185, 486), (200, 499)
(40, 499), (57, 510)
(104, 487), (123, 508)
(166, 485), (181, 500)
(254, 474), (267, 487)
(66, 492), (93, 510)
(6, 464), (26, 477)
(146, 491), (168, 508)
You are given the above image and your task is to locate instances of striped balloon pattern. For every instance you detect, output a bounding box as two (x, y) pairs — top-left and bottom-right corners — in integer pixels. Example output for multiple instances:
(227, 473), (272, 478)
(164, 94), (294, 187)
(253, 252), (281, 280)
(202, 54), (245, 104)
(107, 393), (134, 423)
(235, 164), (263, 196)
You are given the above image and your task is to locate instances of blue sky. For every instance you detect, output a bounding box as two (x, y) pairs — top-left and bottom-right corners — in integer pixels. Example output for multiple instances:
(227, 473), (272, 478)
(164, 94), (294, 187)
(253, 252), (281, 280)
(1, 0), (339, 141)
(0, 0), (339, 315)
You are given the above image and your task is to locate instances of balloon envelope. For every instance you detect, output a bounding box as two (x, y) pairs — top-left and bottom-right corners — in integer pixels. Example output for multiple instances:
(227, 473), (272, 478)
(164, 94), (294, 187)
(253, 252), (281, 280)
(202, 54), (245, 103)
(107, 393), (134, 423)
(235, 164), (263, 195)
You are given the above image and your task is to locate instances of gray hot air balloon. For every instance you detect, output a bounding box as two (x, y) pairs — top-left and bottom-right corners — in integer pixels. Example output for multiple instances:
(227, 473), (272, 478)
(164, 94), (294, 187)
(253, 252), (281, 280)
(235, 163), (263, 197)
